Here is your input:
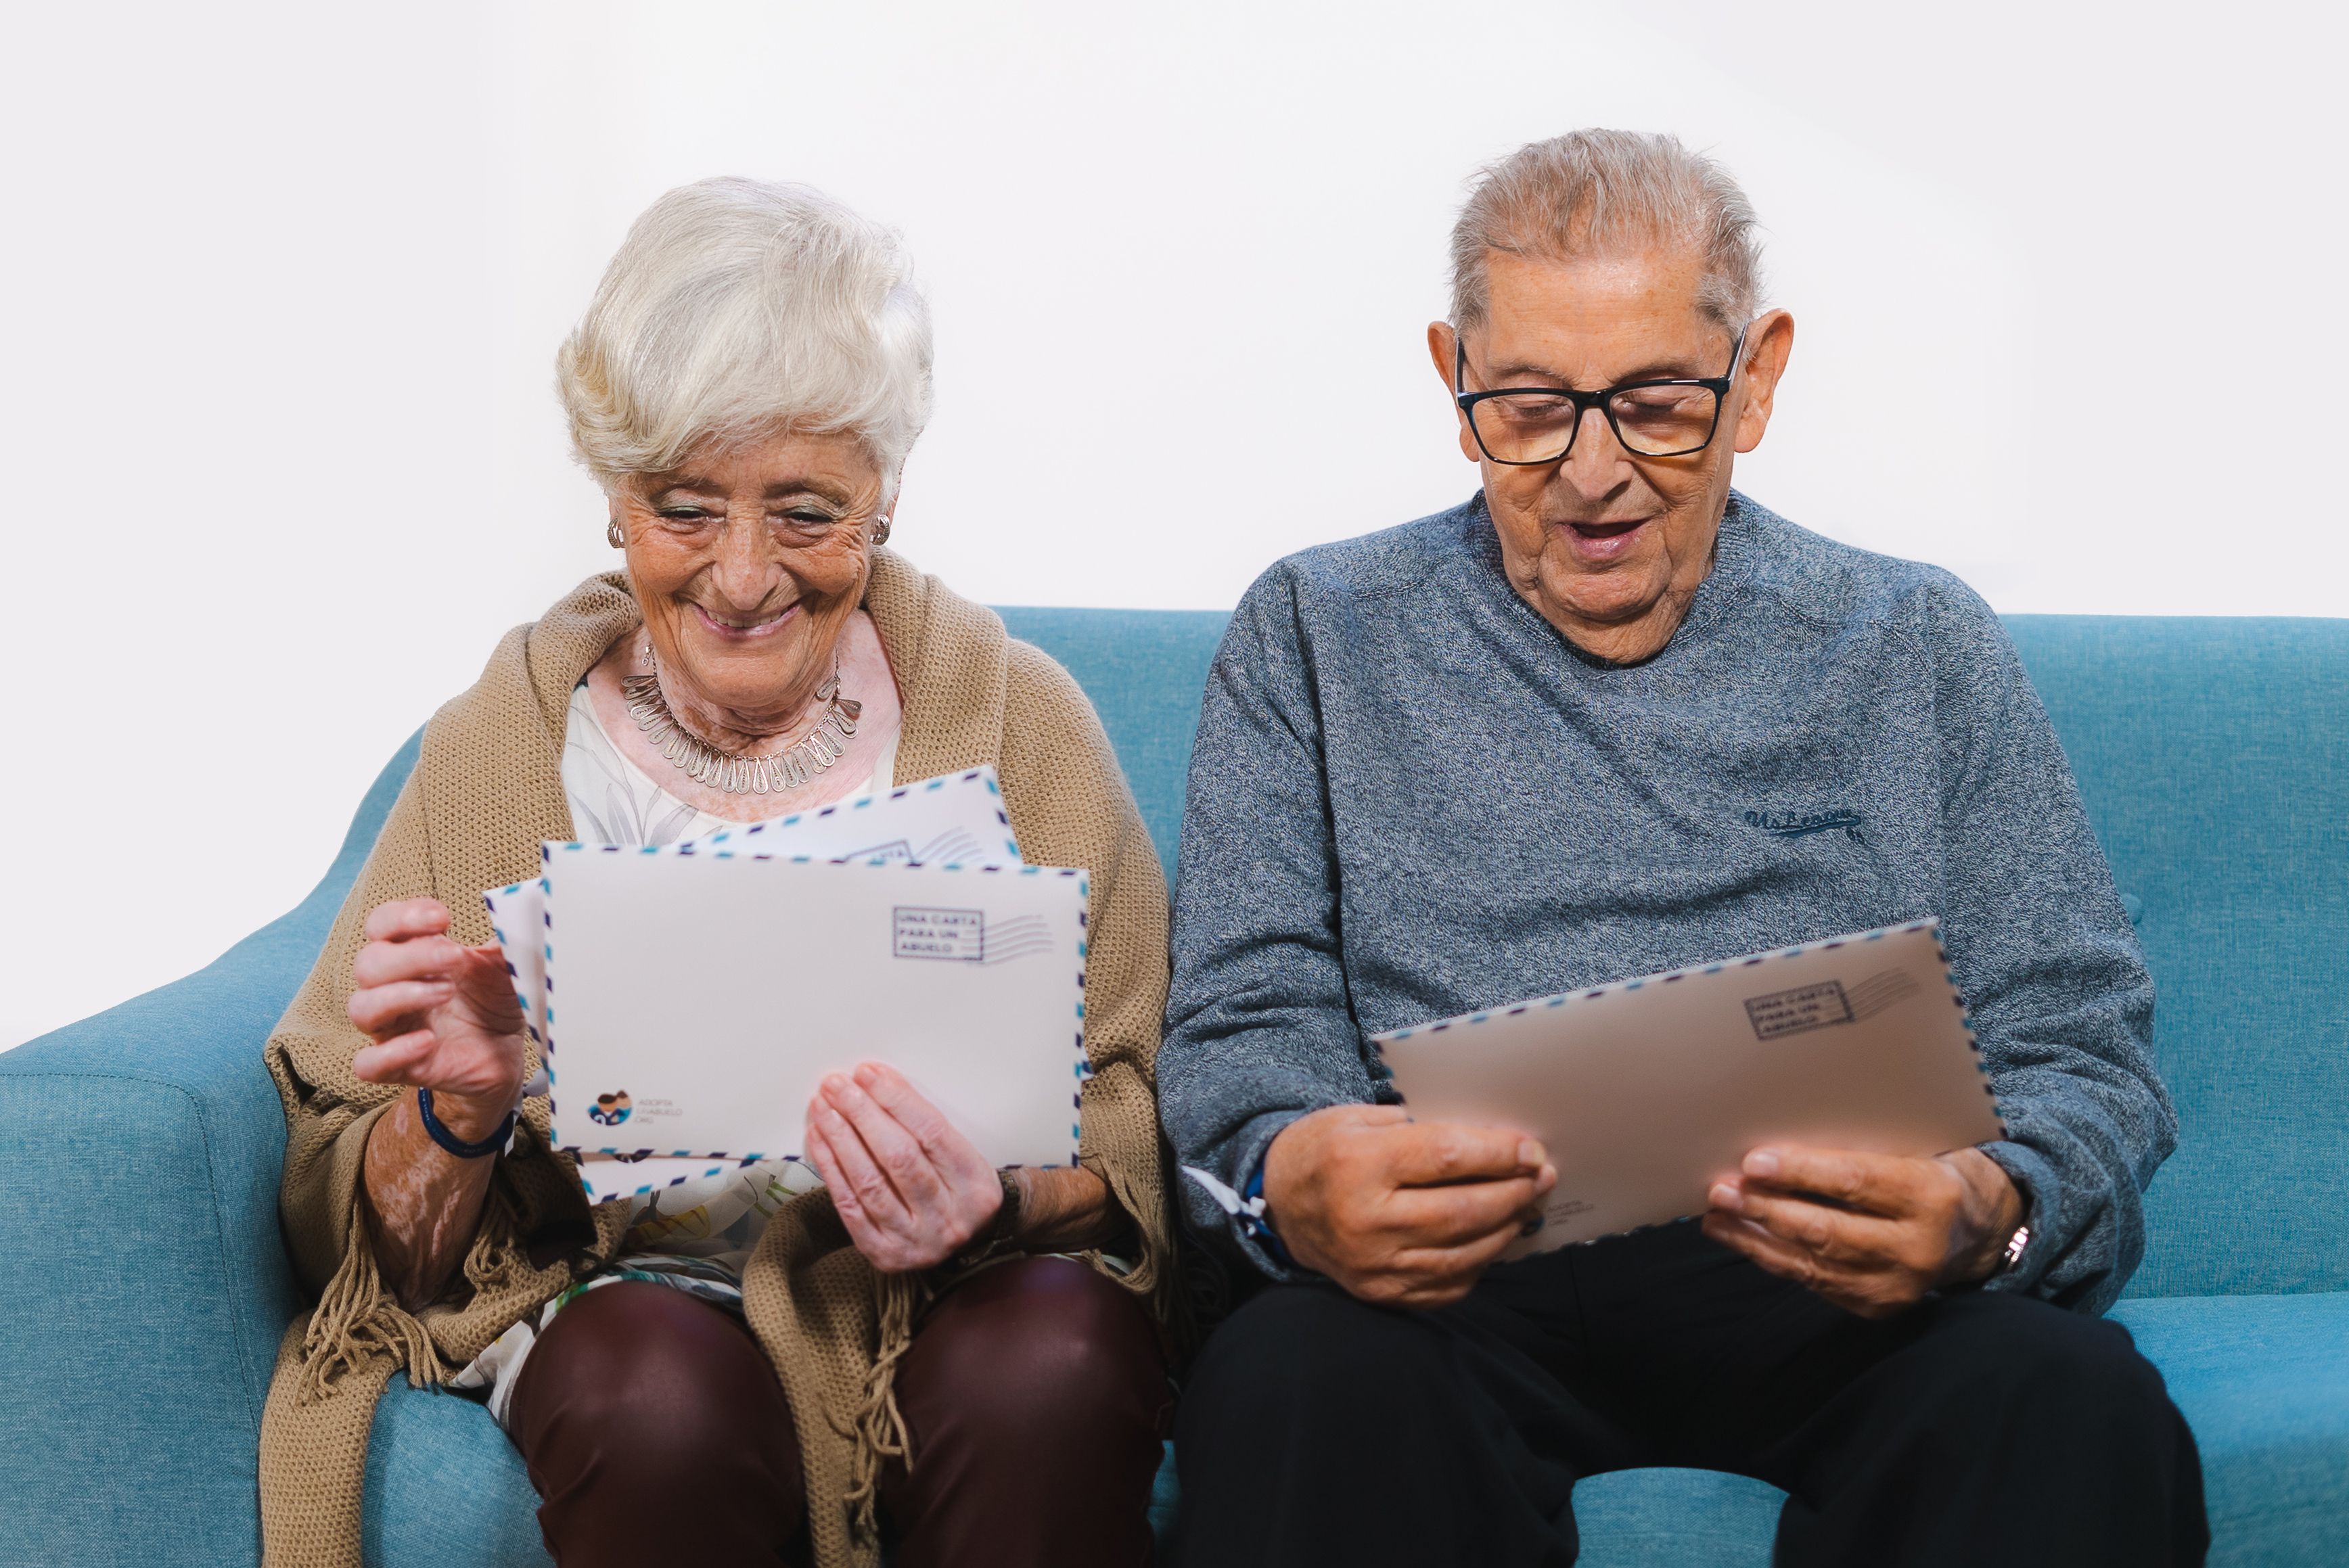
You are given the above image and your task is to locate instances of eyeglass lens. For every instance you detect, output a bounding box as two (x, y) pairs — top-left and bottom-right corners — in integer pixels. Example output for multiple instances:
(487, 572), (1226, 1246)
(1470, 384), (1722, 462)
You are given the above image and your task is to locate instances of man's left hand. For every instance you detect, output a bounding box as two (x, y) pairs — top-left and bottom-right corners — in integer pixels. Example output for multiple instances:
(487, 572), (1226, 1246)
(1704, 1145), (2026, 1318)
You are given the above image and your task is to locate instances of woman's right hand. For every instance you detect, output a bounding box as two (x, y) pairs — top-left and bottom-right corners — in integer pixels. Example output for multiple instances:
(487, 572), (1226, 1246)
(348, 897), (527, 1143)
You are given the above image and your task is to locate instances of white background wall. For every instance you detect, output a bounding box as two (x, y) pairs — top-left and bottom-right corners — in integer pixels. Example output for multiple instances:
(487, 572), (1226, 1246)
(5, 1), (2343, 1048)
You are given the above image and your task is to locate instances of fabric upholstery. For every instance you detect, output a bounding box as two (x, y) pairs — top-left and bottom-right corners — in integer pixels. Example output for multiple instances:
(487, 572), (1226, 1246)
(995, 606), (1227, 875)
(2003, 618), (2349, 1298)
(0, 730), (415, 1568)
(1, 612), (2342, 1568)
(363, 1382), (551, 1568)
(1570, 1470), (1784, 1567)
(2110, 1293), (2349, 1567)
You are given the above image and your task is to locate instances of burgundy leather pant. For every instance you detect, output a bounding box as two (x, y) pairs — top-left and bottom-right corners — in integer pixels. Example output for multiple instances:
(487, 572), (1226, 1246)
(505, 1258), (1171, 1567)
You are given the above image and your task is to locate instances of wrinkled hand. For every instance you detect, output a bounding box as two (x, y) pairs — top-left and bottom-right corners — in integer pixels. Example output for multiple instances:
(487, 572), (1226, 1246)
(804, 1062), (1003, 1273)
(1263, 1104), (1555, 1309)
(348, 898), (527, 1143)
(1704, 1144), (2026, 1318)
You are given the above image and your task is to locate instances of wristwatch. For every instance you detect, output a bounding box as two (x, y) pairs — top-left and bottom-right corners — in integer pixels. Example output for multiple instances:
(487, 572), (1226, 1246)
(1999, 1224), (2032, 1274)
(953, 1169), (1025, 1270)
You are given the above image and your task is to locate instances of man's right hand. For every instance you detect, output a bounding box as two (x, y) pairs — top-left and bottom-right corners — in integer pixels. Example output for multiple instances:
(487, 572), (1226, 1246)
(348, 897), (528, 1144)
(1262, 1104), (1555, 1308)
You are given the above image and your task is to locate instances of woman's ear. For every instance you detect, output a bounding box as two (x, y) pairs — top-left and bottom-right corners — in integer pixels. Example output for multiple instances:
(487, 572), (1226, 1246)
(1426, 320), (1480, 464)
(871, 476), (900, 549)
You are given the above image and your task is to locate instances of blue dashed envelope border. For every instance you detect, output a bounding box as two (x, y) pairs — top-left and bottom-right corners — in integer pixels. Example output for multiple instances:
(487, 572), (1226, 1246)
(1370, 917), (2006, 1140)
(537, 845), (1090, 1170)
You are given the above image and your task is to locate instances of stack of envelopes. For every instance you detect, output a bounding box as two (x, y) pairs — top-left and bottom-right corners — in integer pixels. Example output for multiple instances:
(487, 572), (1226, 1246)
(482, 767), (1089, 1205)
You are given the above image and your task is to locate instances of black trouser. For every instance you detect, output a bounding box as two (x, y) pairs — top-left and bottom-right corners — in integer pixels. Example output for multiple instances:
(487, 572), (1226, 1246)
(1171, 1222), (2207, 1567)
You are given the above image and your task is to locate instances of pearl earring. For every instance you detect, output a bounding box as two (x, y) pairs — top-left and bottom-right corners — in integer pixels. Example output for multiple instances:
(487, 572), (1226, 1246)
(607, 519), (624, 549)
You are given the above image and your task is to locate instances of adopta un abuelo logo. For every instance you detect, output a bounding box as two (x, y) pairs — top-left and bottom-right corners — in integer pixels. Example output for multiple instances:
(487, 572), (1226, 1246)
(588, 1090), (633, 1126)
(1746, 808), (1864, 843)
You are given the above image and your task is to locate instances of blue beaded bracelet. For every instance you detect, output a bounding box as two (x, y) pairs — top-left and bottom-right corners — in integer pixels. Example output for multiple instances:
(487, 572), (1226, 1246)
(417, 1087), (515, 1159)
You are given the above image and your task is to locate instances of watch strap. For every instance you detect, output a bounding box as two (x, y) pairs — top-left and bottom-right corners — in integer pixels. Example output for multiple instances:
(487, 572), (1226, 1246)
(953, 1169), (1024, 1270)
(1999, 1223), (2032, 1274)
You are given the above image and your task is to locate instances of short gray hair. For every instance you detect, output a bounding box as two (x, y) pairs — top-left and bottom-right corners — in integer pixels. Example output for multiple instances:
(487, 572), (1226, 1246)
(557, 177), (933, 493)
(1449, 130), (1764, 334)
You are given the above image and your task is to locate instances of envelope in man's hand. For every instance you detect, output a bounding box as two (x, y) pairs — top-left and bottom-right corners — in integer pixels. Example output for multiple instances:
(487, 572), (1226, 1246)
(1373, 920), (2004, 1256)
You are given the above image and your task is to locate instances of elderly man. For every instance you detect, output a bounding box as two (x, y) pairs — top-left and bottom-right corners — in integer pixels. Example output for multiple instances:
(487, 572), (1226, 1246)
(1158, 131), (2207, 1567)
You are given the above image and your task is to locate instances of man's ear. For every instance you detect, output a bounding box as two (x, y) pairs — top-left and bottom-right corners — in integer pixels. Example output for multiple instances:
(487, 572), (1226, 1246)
(1732, 309), (1796, 455)
(1427, 320), (1480, 463)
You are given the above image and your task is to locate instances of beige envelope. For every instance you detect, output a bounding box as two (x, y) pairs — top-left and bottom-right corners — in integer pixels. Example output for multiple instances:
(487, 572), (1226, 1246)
(1374, 921), (2005, 1256)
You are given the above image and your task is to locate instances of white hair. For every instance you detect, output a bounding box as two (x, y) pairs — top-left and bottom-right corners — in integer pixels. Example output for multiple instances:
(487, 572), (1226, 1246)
(1449, 130), (1764, 334)
(557, 177), (933, 494)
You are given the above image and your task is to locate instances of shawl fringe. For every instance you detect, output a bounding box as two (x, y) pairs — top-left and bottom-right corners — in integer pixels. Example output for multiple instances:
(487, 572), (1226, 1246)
(841, 1268), (929, 1538)
(1089, 1150), (1185, 1332)
(296, 1181), (555, 1404)
(295, 1192), (439, 1403)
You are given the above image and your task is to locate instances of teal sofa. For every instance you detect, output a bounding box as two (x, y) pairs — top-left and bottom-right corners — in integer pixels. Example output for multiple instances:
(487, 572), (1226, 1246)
(3, 609), (2344, 1567)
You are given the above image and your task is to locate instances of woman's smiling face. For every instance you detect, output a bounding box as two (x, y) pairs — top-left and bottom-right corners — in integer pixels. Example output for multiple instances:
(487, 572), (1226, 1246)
(610, 427), (889, 731)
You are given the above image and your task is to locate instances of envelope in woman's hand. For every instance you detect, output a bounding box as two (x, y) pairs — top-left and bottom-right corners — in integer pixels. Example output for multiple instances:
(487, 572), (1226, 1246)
(482, 766), (1025, 1070)
(539, 848), (1088, 1168)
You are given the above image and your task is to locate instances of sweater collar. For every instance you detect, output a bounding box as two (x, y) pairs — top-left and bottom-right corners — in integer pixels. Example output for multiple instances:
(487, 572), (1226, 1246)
(1464, 488), (1756, 669)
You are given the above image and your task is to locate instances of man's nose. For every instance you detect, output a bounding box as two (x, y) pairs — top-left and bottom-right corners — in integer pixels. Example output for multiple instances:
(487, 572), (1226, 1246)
(1555, 406), (1630, 498)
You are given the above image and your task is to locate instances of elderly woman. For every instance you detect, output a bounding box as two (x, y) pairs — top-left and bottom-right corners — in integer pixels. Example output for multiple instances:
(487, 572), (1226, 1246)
(258, 179), (1174, 1568)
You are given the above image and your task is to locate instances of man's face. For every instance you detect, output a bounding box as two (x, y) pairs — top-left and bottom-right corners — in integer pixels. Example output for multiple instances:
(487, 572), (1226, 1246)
(1430, 244), (1792, 662)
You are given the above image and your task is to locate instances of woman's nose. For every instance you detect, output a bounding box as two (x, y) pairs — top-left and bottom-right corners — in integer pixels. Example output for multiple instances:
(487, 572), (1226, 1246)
(708, 513), (783, 603)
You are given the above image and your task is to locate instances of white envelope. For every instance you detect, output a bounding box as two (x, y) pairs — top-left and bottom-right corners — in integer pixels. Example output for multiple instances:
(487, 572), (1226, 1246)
(572, 1153), (762, 1205)
(1373, 920), (2005, 1257)
(541, 850), (1088, 1166)
(681, 765), (1023, 867)
(482, 766), (1024, 1057)
(482, 879), (550, 1051)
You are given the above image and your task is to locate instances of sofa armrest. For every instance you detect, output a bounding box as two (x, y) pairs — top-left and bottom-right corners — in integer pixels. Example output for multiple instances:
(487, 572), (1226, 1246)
(0, 732), (419, 1568)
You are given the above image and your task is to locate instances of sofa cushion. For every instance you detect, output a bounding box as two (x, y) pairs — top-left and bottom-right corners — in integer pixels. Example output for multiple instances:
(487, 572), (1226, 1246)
(1572, 1468), (1781, 1566)
(2111, 1293), (2349, 1567)
(363, 1381), (549, 1568)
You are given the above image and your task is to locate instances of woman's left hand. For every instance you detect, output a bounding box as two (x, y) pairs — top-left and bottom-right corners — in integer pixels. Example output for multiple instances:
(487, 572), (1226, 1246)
(804, 1061), (1005, 1272)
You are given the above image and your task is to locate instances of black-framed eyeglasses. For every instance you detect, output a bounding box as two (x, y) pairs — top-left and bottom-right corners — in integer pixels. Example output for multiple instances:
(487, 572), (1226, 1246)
(1453, 323), (1750, 464)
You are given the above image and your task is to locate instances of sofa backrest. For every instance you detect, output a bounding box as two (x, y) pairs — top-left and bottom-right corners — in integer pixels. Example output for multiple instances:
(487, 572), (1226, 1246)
(997, 607), (1230, 874)
(2002, 618), (2348, 1297)
(1002, 607), (2349, 1300)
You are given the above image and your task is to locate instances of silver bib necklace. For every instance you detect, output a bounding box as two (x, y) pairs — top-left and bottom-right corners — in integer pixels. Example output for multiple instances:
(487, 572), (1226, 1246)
(620, 644), (862, 796)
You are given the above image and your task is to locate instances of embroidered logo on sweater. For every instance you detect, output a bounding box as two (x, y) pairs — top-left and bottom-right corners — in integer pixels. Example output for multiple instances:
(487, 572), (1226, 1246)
(1746, 808), (1865, 843)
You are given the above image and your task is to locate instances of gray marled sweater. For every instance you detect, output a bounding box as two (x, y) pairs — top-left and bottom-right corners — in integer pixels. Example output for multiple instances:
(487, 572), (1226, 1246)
(1159, 491), (2174, 1315)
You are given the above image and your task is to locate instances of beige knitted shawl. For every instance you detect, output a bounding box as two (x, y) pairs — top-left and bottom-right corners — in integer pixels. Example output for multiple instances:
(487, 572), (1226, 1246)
(258, 553), (1174, 1567)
